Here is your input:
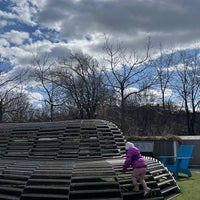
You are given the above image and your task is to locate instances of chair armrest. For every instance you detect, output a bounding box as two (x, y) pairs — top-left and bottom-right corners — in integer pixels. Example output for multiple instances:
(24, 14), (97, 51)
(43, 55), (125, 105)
(160, 156), (176, 159)
(159, 156), (176, 165)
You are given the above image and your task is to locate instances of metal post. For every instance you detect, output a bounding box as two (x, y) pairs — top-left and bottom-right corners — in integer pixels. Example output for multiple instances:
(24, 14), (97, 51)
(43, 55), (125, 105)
(173, 140), (177, 162)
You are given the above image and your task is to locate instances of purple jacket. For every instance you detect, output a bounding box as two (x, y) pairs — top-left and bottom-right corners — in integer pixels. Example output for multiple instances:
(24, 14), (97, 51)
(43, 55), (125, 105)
(123, 146), (147, 170)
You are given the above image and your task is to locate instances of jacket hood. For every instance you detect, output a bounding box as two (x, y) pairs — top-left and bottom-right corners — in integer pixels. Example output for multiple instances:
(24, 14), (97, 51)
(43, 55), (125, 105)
(125, 142), (134, 150)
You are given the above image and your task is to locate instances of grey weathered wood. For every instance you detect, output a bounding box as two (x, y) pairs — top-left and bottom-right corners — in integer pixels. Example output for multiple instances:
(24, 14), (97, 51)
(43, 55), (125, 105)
(0, 120), (180, 200)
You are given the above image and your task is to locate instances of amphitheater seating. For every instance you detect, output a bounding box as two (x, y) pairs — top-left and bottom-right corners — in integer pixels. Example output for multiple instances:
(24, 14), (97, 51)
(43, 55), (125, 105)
(0, 120), (180, 200)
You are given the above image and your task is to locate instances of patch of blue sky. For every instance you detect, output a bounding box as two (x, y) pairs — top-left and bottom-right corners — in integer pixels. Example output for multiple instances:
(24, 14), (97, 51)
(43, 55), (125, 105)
(85, 34), (92, 41)
(0, 0), (10, 12)
(27, 85), (39, 93)
(43, 29), (60, 43)
(0, 3), (57, 43)
(0, 22), (11, 32)
(150, 48), (200, 70)
(171, 48), (200, 68)
(0, 19), (16, 35)
(0, 58), (13, 73)
(27, 85), (50, 98)
(31, 26), (60, 43)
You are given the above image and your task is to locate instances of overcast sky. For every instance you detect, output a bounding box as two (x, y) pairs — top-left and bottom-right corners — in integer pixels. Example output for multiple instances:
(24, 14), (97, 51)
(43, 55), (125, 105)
(1, 0), (200, 106)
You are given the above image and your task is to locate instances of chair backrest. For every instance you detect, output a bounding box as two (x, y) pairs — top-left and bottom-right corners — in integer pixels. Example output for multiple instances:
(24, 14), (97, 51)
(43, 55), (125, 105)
(175, 145), (194, 169)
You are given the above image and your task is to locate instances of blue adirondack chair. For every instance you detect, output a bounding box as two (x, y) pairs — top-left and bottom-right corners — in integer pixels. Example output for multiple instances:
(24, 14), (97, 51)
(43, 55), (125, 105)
(160, 145), (194, 179)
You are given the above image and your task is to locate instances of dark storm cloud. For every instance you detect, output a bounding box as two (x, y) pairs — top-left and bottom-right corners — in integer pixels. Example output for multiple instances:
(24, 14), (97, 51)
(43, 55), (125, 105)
(37, 0), (200, 45)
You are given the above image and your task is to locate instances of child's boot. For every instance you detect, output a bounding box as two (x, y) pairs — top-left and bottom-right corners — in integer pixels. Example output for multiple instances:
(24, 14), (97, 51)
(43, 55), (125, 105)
(133, 185), (139, 192)
(144, 187), (151, 197)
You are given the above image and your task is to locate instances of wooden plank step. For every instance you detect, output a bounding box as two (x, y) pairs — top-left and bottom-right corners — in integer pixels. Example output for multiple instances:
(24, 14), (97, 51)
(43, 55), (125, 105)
(7, 166), (36, 170)
(30, 175), (71, 180)
(1, 174), (29, 180)
(57, 154), (78, 158)
(71, 182), (119, 190)
(73, 168), (114, 173)
(38, 128), (65, 132)
(148, 166), (164, 171)
(28, 155), (56, 159)
(21, 193), (68, 200)
(0, 179), (27, 186)
(30, 149), (59, 153)
(4, 152), (29, 156)
(161, 185), (180, 195)
(4, 170), (33, 175)
(0, 186), (23, 193)
(33, 167), (71, 172)
(122, 188), (163, 199)
(0, 194), (19, 200)
(28, 178), (70, 184)
(23, 185), (69, 194)
(30, 176), (71, 181)
(150, 168), (167, 174)
(71, 175), (117, 181)
(157, 179), (174, 187)
(5, 148), (30, 152)
(163, 192), (180, 200)
(69, 188), (121, 198)
(154, 173), (170, 180)
(33, 170), (70, 175)
(25, 185), (69, 190)
(122, 190), (144, 197)
(128, 197), (164, 200)
(69, 198), (122, 200)
(72, 172), (115, 177)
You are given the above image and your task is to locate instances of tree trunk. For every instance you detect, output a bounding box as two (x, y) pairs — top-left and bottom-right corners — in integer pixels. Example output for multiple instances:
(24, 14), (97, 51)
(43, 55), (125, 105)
(121, 92), (125, 132)
(0, 102), (3, 122)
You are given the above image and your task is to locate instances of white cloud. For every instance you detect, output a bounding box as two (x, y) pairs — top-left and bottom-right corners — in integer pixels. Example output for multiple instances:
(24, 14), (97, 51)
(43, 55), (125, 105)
(33, 29), (43, 37)
(2, 30), (30, 45)
(28, 92), (44, 103)
(0, 38), (9, 47)
(34, 103), (43, 109)
(151, 88), (173, 98)
(7, 0), (39, 26)
(124, 87), (139, 95)
(0, 19), (9, 28)
(66, 33), (105, 56)
(125, 87), (173, 103)
(0, 10), (16, 20)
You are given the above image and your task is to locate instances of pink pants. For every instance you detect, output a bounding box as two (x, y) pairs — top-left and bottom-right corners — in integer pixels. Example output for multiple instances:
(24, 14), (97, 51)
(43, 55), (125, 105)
(132, 167), (148, 189)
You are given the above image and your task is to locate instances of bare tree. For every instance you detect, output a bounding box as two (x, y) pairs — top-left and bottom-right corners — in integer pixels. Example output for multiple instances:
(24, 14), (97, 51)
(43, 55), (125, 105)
(172, 50), (200, 134)
(153, 44), (174, 110)
(4, 87), (31, 122)
(0, 58), (29, 122)
(103, 37), (152, 131)
(57, 53), (108, 119)
(31, 53), (64, 121)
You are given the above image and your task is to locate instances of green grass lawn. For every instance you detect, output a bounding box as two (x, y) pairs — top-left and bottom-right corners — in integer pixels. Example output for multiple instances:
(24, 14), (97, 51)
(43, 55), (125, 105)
(174, 171), (200, 200)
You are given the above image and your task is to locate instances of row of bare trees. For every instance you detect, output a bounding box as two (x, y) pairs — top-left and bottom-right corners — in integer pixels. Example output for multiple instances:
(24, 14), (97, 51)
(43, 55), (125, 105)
(1, 43), (200, 135)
